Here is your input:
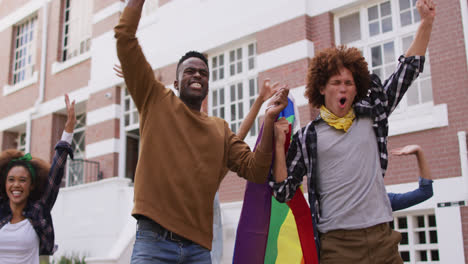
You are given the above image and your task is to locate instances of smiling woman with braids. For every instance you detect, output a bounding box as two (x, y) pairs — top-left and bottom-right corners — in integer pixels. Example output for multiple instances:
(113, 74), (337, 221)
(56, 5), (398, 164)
(0, 95), (76, 264)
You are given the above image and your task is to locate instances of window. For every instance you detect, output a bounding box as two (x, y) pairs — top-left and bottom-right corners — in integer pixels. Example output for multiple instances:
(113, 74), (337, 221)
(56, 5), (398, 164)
(71, 113), (86, 159)
(60, 0), (93, 62)
(142, 0), (159, 17)
(391, 212), (439, 263)
(17, 132), (26, 152)
(123, 88), (139, 131)
(66, 113), (86, 186)
(12, 15), (38, 85)
(209, 42), (259, 137)
(336, 0), (432, 113)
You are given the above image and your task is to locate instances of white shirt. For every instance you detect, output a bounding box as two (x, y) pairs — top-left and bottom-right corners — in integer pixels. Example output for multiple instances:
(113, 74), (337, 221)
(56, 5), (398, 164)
(0, 219), (39, 264)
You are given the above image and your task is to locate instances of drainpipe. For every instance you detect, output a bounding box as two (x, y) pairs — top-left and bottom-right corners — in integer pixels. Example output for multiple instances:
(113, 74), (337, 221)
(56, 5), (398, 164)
(118, 87), (127, 179)
(26, 0), (49, 153)
(458, 131), (468, 197)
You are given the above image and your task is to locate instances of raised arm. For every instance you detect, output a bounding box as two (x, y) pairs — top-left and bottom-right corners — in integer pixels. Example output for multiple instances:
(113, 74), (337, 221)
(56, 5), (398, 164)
(115, 0), (166, 112)
(41, 95), (75, 211)
(272, 118), (289, 183)
(387, 145), (433, 211)
(236, 79), (279, 140)
(405, 0), (436, 57)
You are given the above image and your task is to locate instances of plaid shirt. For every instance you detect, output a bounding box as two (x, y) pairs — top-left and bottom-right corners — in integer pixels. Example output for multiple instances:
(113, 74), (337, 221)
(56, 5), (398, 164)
(0, 141), (73, 255)
(270, 55), (425, 254)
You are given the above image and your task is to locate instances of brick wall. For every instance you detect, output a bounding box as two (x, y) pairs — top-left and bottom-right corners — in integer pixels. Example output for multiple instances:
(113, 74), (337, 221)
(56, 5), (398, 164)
(0, 131), (19, 151)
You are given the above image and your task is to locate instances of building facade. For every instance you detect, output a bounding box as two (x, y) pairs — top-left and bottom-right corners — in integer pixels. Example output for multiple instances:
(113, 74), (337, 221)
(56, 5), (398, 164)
(0, 0), (467, 263)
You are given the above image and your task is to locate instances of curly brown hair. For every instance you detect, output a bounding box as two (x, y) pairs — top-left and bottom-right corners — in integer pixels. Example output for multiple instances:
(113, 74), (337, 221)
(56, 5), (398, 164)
(0, 149), (51, 201)
(305, 45), (370, 108)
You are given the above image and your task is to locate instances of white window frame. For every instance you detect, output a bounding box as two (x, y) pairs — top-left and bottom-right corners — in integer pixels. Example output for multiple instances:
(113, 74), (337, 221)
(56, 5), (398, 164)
(3, 15), (39, 96)
(392, 210), (440, 264)
(208, 41), (259, 145)
(123, 87), (140, 132)
(52, 0), (93, 74)
(334, 0), (447, 136)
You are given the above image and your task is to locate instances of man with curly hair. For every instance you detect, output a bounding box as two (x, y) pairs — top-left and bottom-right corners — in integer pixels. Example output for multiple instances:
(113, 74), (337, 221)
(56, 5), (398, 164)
(271, 0), (436, 263)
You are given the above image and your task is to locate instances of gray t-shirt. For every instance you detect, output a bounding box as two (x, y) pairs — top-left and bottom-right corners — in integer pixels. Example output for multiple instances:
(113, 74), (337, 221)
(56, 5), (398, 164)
(316, 117), (393, 233)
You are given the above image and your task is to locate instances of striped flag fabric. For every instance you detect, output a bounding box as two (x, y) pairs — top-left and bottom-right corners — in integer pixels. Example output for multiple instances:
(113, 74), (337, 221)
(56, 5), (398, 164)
(233, 96), (319, 264)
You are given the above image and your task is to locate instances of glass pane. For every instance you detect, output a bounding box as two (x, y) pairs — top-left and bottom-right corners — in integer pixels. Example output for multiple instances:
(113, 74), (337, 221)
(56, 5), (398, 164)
(417, 215), (425, 227)
(397, 217), (407, 229)
(220, 88), (225, 105)
(250, 98), (254, 107)
(219, 67), (224, 79)
(400, 251), (410, 261)
(428, 214), (436, 227)
(219, 54), (224, 65)
(414, 8), (421, 22)
(431, 250), (439, 261)
(380, 2), (391, 16)
(383, 42), (394, 63)
(237, 83), (243, 99)
(220, 107), (225, 119)
(406, 85), (419, 105)
(237, 61), (242, 73)
(249, 79), (255, 96)
(399, 0), (410, 10)
(418, 251), (428, 261)
(249, 123), (256, 136)
(385, 64), (395, 79)
(371, 46), (382, 67)
(402, 35), (413, 51)
(237, 48), (242, 60)
(231, 104), (236, 121)
(369, 22), (380, 36)
(421, 79), (433, 103)
(373, 68), (382, 79)
(132, 112), (139, 124)
(401, 232), (409, 244)
(230, 65), (235, 76)
(230, 85), (236, 101)
(238, 102), (244, 118)
(212, 57), (217, 68)
(230, 50), (235, 62)
(400, 11), (412, 26)
(213, 109), (218, 117)
(231, 123), (236, 133)
(429, 230), (438, 243)
(417, 231), (426, 244)
(368, 5), (378, 21)
(249, 58), (255, 70)
(125, 99), (130, 111)
(339, 12), (361, 44)
(382, 17), (393, 33)
(212, 70), (217, 81)
(213, 90), (218, 107)
(248, 43), (254, 56)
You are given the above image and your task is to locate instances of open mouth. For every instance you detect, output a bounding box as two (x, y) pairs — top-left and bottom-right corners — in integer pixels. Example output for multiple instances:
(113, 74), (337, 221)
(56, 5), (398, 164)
(339, 97), (347, 108)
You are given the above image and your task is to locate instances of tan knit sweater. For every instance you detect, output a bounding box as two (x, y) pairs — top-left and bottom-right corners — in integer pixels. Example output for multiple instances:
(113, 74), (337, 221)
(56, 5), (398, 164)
(115, 6), (272, 249)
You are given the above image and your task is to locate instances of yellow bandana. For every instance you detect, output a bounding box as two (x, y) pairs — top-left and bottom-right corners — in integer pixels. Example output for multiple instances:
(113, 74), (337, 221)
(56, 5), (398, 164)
(320, 105), (355, 132)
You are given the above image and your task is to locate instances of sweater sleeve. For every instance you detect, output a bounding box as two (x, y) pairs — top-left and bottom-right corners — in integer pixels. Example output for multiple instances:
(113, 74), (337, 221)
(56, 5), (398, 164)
(114, 6), (169, 113)
(225, 123), (273, 184)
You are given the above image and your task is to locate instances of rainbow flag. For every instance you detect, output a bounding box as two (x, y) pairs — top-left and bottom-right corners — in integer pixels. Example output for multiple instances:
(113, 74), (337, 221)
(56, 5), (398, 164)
(233, 97), (318, 264)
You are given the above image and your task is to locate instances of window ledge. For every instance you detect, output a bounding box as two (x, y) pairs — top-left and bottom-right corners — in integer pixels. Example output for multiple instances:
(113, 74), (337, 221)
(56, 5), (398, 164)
(388, 103), (448, 136)
(3, 71), (38, 96)
(52, 51), (91, 75)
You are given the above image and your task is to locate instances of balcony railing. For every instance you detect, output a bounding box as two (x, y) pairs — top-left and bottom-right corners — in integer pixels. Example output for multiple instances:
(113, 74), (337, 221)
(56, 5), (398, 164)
(67, 159), (103, 187)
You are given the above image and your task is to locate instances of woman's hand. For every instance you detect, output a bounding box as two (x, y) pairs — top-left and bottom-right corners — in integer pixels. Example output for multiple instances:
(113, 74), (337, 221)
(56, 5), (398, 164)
(64, 94), (76, 133)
